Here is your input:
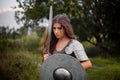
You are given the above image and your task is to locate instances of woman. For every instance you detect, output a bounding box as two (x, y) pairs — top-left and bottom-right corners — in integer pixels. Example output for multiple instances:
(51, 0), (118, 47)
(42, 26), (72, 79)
(41, 13), (92, 70)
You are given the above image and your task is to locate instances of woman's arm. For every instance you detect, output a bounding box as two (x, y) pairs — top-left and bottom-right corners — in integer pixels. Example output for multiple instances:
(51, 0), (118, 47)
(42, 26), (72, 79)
(80, 60), (92, 70)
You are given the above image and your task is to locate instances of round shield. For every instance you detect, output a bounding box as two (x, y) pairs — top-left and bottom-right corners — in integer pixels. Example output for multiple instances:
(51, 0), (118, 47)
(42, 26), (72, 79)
(40, 53), (87, 80)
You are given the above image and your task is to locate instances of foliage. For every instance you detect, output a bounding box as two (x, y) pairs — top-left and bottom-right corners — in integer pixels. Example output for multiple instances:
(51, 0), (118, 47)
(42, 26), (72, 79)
(15, 0), (120, 57)
(0, 52), (42, 80)
(0, 26), (21, 54)
(83, 41), (100, 57)
(0, 30), (41, 54)
(0, 26), (20, 39)
(21, 34), (41, 53)
(79, 0), (120, 56)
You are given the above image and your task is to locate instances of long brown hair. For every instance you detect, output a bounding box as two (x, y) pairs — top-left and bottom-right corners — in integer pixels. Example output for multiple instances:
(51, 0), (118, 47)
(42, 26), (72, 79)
(41, 13), (77, 54)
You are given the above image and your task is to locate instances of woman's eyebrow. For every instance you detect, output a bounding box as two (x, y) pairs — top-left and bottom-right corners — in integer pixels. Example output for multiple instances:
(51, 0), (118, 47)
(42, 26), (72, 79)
(53, 26), (62, 28)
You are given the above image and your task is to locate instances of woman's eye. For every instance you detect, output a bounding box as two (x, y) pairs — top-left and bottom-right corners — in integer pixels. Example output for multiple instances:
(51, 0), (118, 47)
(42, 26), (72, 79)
(58, 27), (62, 30)
(53, 27), (56, 30)
(53, 26), (63, 30)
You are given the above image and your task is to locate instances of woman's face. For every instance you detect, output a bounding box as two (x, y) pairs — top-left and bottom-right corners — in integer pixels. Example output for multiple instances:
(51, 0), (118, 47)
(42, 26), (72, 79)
(53, 23), (66, 39)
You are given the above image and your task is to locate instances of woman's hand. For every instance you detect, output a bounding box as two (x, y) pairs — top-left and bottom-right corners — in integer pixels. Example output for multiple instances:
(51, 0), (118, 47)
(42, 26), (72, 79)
(43, 54), (51, 61)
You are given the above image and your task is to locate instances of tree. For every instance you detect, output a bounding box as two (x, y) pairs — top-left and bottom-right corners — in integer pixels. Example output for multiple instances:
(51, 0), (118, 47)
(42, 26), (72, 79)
(15, 0), (120, 57)
(79, 0), (120, 56)
(0, 26), (20, 53)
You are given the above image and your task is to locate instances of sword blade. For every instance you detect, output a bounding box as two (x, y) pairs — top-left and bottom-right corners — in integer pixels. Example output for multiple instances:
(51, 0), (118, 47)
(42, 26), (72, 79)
(47, 6), (53, 54)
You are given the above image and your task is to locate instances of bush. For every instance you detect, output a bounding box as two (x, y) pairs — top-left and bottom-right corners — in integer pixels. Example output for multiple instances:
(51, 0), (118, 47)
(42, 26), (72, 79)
(20, 34), (41, 53)
(0, 39), (22, 54)
(82, 41), (100, 57)
(0, 52), (41, 80)
(0, 34), (41, 54)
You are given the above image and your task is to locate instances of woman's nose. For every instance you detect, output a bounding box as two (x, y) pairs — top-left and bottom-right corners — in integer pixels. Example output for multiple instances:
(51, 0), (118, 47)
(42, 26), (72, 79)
(54, 29), (58, 33)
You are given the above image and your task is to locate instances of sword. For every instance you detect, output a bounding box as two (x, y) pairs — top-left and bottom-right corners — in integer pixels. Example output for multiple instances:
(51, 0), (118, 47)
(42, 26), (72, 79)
(47, 5), (53, 54)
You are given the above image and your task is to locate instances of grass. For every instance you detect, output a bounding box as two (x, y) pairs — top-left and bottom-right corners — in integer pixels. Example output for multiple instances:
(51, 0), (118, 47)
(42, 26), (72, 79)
(87, 57), (120, 80)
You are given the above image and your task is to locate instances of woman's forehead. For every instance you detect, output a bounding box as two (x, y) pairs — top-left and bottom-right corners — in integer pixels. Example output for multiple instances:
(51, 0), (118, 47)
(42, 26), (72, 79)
(53, 23), (61, 27)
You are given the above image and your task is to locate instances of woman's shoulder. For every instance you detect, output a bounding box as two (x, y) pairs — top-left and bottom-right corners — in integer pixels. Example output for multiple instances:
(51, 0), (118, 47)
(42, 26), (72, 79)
(70, 39), (82, 45)
(70, 39), (84, 50)
(65, 39), (84, 54)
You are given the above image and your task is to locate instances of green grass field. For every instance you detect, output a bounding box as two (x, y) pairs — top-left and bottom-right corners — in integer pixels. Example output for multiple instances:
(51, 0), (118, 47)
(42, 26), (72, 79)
(87, 57), (120, 80)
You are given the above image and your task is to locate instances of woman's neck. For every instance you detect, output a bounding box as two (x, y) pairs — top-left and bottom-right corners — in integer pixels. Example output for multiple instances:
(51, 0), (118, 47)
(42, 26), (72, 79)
(58, 37), (70, 42)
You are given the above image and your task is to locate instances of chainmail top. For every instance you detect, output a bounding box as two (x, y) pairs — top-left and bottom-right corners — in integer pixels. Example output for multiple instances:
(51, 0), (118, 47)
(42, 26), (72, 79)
(53, 39), (89, 61)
